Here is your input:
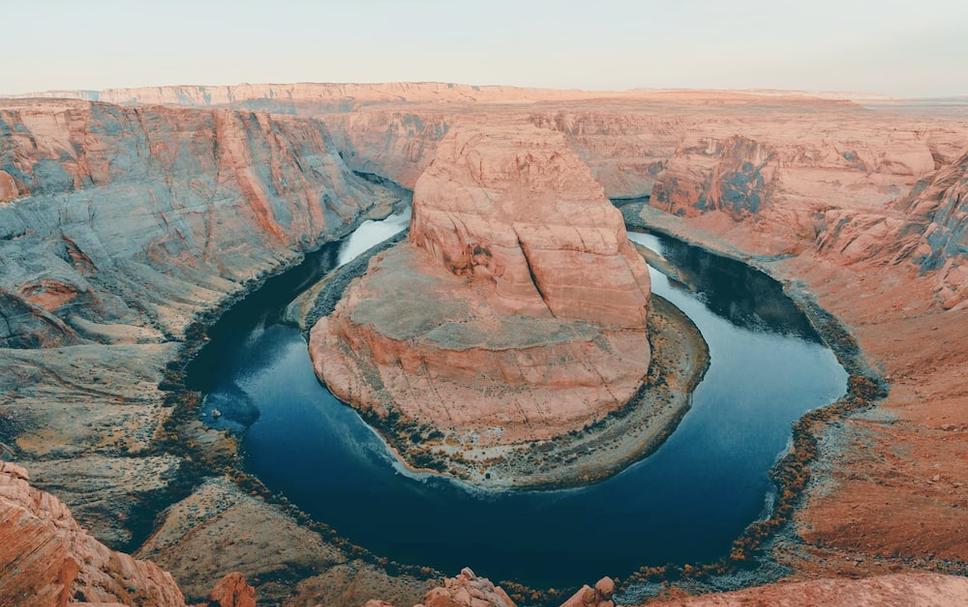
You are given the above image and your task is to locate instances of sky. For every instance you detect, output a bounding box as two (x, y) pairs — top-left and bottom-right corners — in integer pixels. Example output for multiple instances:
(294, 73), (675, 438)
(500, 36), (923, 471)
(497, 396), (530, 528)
(4, 0), (967, 98)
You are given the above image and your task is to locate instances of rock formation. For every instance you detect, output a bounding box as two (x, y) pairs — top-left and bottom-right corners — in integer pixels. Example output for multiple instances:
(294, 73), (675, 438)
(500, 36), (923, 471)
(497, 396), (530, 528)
(559, 577), (616, 607)
(885, 148), (968, 308)
(408, 127), (651, 328)
(0, 459), (256, 607)
(364, 568), (515, 607)
(310, 125), (651, 449)
(205, 573), (256, 607)
(3, 84), (968, 606)
(417, 568), (515, 607)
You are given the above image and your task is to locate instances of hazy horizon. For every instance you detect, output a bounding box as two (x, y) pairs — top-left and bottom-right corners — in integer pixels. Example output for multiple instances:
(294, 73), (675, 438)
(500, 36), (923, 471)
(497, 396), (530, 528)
(5, 0), (967, 98)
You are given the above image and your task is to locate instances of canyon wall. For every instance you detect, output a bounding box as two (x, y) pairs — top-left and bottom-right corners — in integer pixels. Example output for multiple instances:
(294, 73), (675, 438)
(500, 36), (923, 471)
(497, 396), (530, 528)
(0, 98), (395, 347)
(882, 149), (968, 307)
(530, 103), (968, 314)
(0, 98), (416, 604)
(315, 100), (968, 312)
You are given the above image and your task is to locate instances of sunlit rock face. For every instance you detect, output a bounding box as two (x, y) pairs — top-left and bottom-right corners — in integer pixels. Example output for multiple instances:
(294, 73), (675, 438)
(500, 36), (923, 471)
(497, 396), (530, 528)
(311, 125), (652, 446)
(409, 126), (651, 328)
(0, 460), (258, 607)
(0, 460), (187, 607)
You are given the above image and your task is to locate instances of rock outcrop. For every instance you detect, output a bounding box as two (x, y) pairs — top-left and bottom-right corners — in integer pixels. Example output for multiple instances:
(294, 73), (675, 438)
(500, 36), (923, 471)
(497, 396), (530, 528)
(0, 459), (182, 607)
(885, 148), (968, 308)
(409, 127), (651, 328)
(205, 573), (256, 607)
(366, 568), (515, 607)
(310, 125), (651, 452)
(417, 568), (515, 607)
(560, 577), (616, 607)
(0, 458), (259, 607)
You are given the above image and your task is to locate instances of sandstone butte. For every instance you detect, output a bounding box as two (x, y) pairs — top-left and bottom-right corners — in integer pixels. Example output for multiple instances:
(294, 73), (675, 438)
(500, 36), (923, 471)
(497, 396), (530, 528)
(309, 124), (652, 448)
(1, 84), (967, 606)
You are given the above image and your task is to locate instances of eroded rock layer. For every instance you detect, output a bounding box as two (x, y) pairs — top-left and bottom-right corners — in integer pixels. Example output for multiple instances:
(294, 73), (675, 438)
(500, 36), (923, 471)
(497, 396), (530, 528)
(409, 126), (651, 328)
(311, 125), (651, 447)
(0, 459), (256, 607)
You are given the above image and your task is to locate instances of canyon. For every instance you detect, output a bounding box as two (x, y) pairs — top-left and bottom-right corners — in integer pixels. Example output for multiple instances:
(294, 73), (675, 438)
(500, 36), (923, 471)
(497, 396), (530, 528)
(0, 83), (966, 606)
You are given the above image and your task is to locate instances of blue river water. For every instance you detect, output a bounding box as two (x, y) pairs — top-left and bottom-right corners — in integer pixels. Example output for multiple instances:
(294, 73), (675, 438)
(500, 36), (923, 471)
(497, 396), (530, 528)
(188, 214), (846, 588)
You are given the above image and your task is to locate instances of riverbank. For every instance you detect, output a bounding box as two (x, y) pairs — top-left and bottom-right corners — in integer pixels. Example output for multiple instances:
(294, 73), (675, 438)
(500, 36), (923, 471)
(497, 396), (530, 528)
(477, 294), (710, 489)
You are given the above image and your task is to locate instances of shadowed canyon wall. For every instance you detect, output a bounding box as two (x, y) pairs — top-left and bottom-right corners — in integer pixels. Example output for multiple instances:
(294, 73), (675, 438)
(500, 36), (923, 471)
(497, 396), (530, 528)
(0, 98), (431, 605)
(0, 98), (394, 347)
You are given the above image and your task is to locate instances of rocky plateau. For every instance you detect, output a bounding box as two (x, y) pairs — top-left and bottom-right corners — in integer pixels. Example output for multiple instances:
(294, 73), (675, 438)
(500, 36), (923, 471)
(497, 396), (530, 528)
(1, 83), (967, 605)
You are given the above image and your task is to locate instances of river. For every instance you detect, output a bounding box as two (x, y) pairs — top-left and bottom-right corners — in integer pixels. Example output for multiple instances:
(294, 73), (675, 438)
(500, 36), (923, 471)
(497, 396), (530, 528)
(186, 209), (847, 588)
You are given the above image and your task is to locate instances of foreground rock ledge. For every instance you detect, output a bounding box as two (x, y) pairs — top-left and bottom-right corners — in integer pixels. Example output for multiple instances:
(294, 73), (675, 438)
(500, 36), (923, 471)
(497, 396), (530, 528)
(309, 125), (666, 482)
(0, 460), (256, 607)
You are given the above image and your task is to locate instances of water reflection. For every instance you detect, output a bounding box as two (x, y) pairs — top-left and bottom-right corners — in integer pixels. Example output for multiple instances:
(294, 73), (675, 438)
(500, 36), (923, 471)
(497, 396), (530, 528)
(630, 233), (818, 340)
